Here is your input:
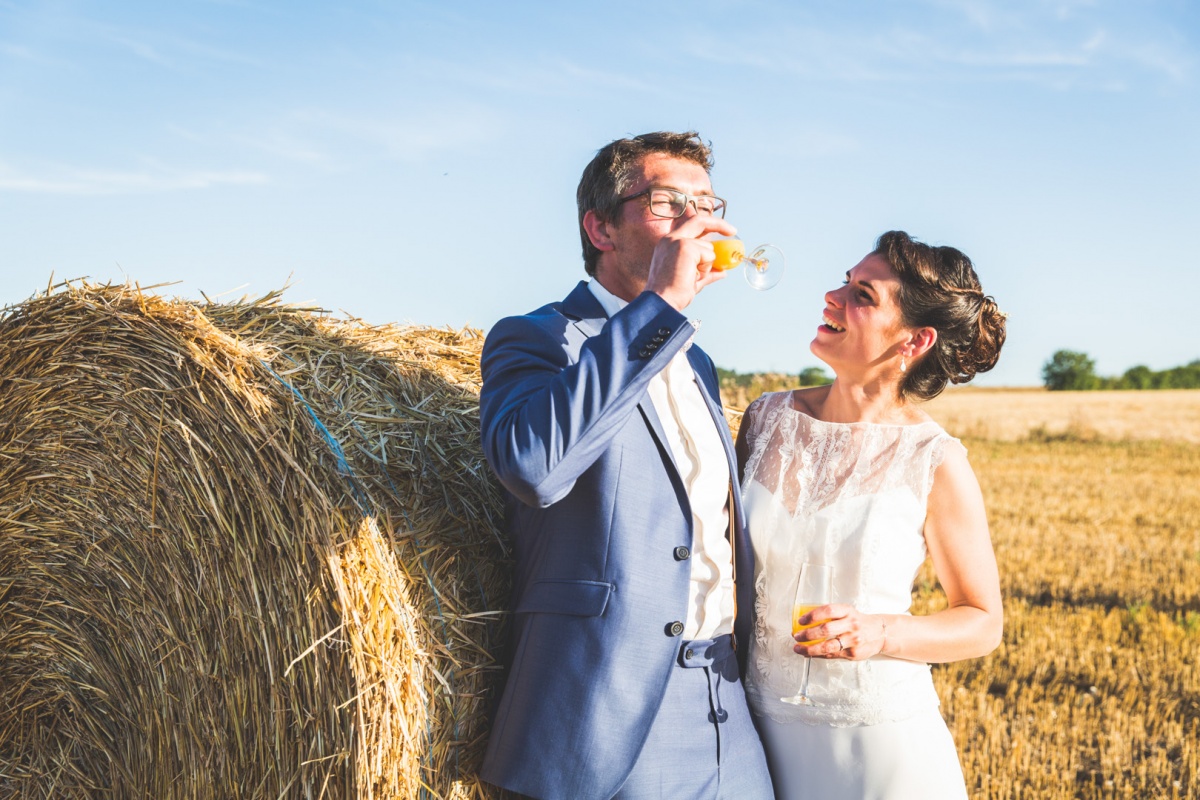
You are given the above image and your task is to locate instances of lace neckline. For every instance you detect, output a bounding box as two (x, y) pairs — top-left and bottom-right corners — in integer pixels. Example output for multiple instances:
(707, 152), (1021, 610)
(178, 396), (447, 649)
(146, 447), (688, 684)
(786, 393), (939, 431)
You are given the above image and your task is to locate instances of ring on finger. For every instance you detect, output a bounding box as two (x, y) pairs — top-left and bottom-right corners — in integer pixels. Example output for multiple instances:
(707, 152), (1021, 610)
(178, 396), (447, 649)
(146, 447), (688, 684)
(834, 636), (844, 652)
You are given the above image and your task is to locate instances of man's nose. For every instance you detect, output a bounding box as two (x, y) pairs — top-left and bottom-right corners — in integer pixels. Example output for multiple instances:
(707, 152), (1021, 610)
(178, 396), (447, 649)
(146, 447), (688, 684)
(686, 195), (723, 218)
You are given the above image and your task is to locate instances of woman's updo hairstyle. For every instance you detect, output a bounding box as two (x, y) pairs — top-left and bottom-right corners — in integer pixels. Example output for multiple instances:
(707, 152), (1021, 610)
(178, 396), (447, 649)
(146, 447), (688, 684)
(874, 231), (1007, 401)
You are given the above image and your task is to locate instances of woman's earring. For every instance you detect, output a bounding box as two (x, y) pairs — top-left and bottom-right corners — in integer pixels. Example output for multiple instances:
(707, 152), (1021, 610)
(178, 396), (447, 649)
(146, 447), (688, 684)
(900, 356), (907, 374)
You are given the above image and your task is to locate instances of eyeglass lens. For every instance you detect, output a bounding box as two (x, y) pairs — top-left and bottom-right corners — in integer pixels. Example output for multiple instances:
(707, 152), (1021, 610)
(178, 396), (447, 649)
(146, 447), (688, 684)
(649, 189), (724, 218)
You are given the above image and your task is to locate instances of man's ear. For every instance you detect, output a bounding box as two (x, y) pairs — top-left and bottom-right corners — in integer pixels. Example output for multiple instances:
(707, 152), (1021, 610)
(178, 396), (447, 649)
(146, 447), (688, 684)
(907, 327), (938, 360)
(583, 210), (616, 253)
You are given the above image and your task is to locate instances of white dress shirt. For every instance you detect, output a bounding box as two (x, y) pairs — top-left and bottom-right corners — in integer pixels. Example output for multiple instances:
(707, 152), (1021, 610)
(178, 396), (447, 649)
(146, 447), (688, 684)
(588, 280), (736, 640)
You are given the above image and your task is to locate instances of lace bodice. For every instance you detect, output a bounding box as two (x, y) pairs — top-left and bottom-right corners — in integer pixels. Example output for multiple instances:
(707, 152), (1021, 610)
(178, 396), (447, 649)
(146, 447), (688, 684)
(740, 391), (961, 726)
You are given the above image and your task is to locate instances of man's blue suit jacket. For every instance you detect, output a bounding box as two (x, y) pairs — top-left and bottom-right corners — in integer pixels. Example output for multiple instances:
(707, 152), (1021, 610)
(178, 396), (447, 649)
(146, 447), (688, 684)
(478, 281), (756, 800)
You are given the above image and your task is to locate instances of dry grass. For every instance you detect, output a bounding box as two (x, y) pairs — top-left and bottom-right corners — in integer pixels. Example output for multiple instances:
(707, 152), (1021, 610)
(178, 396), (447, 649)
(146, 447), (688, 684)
(924, 386), (1200, 443)
(927, 378), (1200, 800)
(0, 283), (509, 799)
(919, 421), (1200, 797)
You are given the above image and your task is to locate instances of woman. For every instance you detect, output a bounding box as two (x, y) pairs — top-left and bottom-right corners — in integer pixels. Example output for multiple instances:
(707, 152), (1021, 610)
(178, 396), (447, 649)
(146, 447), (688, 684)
(736, 231), (1007, 799)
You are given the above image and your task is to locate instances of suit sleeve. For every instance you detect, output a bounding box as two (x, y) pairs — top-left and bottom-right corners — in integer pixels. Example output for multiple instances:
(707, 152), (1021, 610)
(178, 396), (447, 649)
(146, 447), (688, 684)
(480, 291), (693, 508)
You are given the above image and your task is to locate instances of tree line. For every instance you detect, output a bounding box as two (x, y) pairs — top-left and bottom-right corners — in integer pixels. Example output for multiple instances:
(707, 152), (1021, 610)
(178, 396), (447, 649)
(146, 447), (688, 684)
(716, 366), (831, 409)
(1042, 350), (1200, 391)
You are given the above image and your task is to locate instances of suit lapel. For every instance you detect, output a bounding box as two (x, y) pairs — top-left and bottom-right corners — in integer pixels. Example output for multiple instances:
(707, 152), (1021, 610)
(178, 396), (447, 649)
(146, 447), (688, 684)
(560, 281), (682, 478)
(561, 281), (607, 338)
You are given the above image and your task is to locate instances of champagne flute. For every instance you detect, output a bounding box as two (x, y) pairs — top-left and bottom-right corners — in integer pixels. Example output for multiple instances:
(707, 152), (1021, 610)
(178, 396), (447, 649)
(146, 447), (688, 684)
(711, 237), (785, 291)
(780, 562), (832, 705)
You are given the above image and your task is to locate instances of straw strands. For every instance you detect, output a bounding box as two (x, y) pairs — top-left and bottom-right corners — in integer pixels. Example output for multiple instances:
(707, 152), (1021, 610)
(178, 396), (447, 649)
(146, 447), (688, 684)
(0, 283), (510, 799)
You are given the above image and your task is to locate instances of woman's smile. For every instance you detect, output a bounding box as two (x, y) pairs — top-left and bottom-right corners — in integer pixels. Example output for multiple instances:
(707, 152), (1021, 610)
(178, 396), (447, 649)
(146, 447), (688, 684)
(819, 313), (846, 334)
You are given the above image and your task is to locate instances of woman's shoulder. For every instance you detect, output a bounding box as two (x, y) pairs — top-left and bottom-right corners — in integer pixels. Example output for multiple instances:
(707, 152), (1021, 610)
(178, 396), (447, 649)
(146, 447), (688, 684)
(745, 386), (826, 420)
(788, 385), (829, 418)
(743, 389), (801, 442)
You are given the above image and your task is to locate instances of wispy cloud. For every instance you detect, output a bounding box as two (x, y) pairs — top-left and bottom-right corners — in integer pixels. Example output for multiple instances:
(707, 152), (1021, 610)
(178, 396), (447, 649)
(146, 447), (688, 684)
(0, 41), (55, 64)
(0, 161), (269, 195)
(919, 0), (1192, 84)
(164, 98), (510, 172)
(283, 103), (508, 163)
(231, 130), (335, 167)
(88, 21), (264, 70)
(419, 54), (655, 98)
(772, 129), (861, 159)
(683, 1), (1193, 90)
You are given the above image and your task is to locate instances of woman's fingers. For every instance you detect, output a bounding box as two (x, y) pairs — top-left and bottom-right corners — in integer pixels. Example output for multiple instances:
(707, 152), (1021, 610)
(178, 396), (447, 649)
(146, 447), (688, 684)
(797, 603), (847, 627)
(793, 607), (876, 659)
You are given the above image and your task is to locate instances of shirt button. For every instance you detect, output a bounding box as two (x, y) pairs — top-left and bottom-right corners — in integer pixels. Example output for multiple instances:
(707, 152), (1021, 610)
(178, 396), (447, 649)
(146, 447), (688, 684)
(674, 546), (691, 561)
(685, 648), (695, 660)
(667, 621), (685, 637)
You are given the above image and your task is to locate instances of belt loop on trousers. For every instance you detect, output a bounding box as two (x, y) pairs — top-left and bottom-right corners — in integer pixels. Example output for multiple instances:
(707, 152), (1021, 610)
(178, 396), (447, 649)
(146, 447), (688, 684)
(676, 633), (734, 668)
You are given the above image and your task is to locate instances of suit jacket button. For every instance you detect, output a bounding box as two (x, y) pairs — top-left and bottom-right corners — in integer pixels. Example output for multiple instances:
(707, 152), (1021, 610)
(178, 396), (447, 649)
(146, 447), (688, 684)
(658, 327), (671, 336)
(639, 347), (651, 358)
(667, 621), (685, 637)
(674, 546), (690, 561)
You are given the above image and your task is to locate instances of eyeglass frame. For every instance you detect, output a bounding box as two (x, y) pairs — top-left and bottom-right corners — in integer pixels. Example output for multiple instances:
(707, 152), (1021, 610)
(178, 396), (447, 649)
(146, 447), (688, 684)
(615, 186), (727, 219)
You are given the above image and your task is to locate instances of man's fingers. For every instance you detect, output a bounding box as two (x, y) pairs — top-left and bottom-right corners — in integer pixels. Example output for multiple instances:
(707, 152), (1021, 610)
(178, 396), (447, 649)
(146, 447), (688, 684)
(671, 212), (737, 240)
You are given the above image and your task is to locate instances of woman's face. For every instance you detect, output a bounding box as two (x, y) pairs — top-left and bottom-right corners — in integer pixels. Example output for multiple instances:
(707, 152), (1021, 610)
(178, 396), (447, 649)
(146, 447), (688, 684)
(810, 253), (913, 375)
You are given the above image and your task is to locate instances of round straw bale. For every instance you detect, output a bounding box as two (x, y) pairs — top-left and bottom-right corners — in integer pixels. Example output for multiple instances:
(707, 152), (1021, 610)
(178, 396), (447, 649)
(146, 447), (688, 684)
(0, 283), (511, 799)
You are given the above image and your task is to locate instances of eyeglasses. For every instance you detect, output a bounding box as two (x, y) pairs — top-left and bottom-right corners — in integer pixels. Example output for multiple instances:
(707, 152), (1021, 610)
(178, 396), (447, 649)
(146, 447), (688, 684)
(617, 187), (727, 219)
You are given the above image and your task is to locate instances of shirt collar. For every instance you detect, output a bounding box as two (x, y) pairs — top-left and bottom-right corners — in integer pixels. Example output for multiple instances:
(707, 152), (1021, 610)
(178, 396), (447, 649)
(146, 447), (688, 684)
(587, 279), (696, 353)
(586, 278), (626, 320)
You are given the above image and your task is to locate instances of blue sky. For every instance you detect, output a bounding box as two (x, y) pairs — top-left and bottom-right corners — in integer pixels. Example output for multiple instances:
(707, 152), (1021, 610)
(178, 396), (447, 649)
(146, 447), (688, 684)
(1, 0), (1197, 386)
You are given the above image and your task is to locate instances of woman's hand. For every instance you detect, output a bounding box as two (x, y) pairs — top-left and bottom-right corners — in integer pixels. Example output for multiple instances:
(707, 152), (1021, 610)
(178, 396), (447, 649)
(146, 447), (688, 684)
(793, 604), (888, 661)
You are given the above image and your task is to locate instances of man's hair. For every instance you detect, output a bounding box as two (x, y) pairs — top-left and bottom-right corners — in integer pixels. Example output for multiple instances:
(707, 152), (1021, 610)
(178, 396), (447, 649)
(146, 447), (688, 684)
(575, 131), (714, 276)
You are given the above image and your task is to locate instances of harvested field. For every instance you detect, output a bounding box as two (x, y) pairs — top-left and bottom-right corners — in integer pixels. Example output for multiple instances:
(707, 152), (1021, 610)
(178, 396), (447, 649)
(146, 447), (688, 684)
(924, 386), (1200, 443)
(924, 436), (1199, 799)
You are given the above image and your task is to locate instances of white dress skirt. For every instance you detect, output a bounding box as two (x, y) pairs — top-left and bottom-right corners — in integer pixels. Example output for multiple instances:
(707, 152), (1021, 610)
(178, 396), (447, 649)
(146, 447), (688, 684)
(738, 392), (972, 800)
(757, 707), (968, 800)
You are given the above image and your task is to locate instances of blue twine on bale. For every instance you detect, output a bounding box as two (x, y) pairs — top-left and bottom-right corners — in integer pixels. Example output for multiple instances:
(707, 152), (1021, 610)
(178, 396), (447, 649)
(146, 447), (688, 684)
(258, 360), (461, 797)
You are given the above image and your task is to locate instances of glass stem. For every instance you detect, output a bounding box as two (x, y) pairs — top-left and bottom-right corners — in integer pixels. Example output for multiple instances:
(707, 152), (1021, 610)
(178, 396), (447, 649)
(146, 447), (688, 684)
(798, 654), (813, 700)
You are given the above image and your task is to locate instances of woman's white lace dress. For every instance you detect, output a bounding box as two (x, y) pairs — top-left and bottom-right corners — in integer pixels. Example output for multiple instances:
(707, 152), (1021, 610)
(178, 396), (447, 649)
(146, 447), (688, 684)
(740, 391), (968, 800)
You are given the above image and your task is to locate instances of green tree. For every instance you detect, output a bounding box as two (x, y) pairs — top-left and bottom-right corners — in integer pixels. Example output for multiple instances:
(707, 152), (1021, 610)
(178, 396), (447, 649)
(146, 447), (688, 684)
(798, 367), (832, 386)
(1156, 363), (1200, 389)
(1123, 365), (1154, 389)
(1042, 350), (1099, 391)
(1180, 360), (1200, 388)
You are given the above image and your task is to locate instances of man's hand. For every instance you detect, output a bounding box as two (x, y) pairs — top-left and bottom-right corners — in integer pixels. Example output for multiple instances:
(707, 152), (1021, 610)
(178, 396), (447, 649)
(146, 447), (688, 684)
(645, 214), (738, 311)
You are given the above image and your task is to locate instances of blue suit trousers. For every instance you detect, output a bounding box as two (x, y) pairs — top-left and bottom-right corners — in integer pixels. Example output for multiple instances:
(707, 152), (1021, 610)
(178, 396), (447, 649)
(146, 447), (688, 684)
(612, 635), (774, 800)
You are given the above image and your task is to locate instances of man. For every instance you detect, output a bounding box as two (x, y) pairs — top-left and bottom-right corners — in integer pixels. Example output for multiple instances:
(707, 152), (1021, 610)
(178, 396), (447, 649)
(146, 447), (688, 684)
(479, 131), (773, 799)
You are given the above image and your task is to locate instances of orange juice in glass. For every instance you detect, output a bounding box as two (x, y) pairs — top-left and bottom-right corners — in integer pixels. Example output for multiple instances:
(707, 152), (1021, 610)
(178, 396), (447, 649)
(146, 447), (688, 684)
(792, 604), (828, 644)
(709, 237), (784, 290)
(712, 238), (747, 272)
(781, 563), (832, 705)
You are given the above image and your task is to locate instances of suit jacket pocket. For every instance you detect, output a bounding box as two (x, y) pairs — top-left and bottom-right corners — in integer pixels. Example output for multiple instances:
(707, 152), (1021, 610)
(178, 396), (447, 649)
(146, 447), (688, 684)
(516, 579), (613, 617)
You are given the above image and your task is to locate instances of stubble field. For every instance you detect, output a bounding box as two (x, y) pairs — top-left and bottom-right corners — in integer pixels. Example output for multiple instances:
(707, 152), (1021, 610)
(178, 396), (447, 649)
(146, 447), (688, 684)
(918, 389), (1200, 799)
